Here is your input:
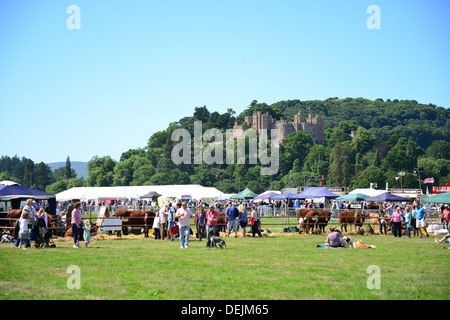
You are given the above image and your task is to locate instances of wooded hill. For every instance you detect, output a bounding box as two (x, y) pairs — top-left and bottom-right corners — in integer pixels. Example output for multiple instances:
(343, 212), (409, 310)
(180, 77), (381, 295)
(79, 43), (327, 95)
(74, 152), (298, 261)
(1, 98), (449, 195)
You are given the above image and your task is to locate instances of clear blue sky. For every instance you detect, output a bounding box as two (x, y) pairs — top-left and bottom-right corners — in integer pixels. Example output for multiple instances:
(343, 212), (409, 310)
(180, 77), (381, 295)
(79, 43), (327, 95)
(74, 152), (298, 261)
(1, 0), (449, 164)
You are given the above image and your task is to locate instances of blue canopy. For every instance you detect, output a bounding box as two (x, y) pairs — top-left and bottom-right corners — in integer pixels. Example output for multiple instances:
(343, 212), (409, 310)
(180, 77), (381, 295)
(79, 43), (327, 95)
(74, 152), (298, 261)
(254, 191), (280, 200)
(296, 187), (340, 199)
(364, 192), (409, 202)
(270, 192), (302, 200)
(0, 184), (55, 200)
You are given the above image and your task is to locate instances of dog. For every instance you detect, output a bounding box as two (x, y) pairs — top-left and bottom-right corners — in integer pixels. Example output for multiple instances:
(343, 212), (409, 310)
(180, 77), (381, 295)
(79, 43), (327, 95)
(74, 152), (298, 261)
(343, 236), (355, 248)
(354, 240), (376, 249)
(208, 229), (226, 249)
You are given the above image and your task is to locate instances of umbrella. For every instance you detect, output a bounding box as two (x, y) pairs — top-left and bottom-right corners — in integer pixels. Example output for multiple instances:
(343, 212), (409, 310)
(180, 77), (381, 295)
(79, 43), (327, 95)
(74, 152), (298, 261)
(364, 192), (409, 202)
(231, 188), (257, 200)
(140, 191), (162, 199)
(336, 193), (370, 202)
(421, 192), (450, 204)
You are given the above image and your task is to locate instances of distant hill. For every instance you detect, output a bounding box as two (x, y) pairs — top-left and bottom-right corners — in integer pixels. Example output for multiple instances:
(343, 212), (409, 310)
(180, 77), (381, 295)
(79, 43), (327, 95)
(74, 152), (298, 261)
(47, 161), (88, 179)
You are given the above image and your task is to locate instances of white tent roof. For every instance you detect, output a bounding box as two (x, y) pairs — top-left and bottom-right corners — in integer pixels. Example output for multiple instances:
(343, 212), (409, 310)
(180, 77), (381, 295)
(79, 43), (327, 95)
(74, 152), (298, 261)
(348, 188), (386, 197)
(0, 180), (20, 186)
(55, 184), (229, 201)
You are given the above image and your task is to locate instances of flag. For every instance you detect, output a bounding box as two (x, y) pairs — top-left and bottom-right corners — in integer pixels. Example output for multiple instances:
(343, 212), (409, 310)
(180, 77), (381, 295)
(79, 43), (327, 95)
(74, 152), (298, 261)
(424, 178), (434, 183)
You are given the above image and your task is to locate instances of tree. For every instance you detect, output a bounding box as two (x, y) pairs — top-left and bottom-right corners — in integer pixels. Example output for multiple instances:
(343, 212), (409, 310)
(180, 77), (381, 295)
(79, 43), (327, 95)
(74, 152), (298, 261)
(328, 143), (353, 187)
(372, 149), (381, 167)
(131, 164), (156, 185)
(194, 106), (210, 122)
(86, 156), (117, 187)
(279, 131), (314, 176)
(352, 127), (376, 155)
(65, 156), (75, 179)
(426, 140), (450, 160)
(352, 166), (386, 189)
(34, 162), (53, 191)
(302, 144), (331, 177)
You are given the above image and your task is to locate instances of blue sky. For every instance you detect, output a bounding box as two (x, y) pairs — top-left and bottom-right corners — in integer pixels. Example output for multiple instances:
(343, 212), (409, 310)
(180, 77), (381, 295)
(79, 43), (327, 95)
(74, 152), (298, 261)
(1, 0), (449, 164)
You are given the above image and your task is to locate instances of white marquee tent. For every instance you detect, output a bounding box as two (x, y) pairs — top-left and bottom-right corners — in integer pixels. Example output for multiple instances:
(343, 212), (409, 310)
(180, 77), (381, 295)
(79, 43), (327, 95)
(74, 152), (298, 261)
(55, 184), (232, 204)
(348, 188), (387, 197)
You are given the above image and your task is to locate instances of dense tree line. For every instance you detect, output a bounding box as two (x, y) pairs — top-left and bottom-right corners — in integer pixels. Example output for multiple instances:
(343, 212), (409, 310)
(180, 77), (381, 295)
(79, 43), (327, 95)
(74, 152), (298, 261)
(1, 98), (449, 195)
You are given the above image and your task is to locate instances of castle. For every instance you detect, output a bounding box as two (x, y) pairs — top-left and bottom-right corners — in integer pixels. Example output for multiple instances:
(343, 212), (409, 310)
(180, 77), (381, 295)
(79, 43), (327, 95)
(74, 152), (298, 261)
(233, 110), (325, 144)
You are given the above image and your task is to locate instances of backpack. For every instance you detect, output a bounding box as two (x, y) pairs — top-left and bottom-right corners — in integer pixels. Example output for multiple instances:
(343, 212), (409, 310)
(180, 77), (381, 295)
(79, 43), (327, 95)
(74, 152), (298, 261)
(233, 206), (240, 218)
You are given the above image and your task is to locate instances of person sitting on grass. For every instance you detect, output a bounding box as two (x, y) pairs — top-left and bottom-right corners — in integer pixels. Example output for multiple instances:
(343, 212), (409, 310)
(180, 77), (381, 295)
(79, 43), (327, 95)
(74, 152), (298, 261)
(324, 227), (349, 248)
(434, 234), (450, 243)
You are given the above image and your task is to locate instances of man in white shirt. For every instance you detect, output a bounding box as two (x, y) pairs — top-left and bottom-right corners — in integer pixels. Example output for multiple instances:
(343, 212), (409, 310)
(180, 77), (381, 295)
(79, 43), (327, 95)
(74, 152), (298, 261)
(175, 201), (193, 248)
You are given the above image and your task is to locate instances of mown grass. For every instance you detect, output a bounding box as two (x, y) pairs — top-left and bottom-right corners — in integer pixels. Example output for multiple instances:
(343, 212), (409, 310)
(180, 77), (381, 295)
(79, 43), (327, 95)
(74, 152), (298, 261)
(0, 231), (449, 300)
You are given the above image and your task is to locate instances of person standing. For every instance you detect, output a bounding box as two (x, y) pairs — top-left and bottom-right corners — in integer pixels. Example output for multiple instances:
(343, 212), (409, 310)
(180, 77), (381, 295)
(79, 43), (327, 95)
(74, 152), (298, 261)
(195, 204), (206, 241)
(71, 202), (82, 248)
(442, 205), (450, 234)
(404, 206), (412, 238)
(238, 203), (248, 238)
(152, 211), (161, 240)
(17, 209), (30, 249)
(384, 203), (394, 233)
(66, 200), (74, 229)
(206, 204), (219, 248)
(225, 201), (238, 238)
(250, 205), (262, 237)
(379, 211), (387, 235)
(167, 202), (176, 242)
(159, 203), (169, 240)
(390, 206), (403, 237)
(415, 204), (429, 238)
(175, 201), (193, 248)
(83, 220), (92, 247)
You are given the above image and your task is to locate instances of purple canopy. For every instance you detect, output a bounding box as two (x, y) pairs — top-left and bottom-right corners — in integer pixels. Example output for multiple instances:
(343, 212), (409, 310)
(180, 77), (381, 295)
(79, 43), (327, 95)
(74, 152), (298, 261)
(254, 192), (280, 200)
(364, 192), (409, 202)
(0, 184), (55, 200)
(270, 192), (303, 200)
(296, 187), (340, 199)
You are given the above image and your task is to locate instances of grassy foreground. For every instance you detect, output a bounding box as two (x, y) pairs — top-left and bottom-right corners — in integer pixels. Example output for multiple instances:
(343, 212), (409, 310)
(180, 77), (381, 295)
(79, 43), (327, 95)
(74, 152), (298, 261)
(0, 231), (449, 300)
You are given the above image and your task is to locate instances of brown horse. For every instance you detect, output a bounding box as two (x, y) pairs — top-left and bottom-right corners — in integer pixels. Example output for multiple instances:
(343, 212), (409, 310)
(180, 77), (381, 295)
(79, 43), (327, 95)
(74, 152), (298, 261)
(6, 209), (22, 228)
(338, 210), (365, 233)
(296, 209), (311, 234)
(316, 210), (332, 234)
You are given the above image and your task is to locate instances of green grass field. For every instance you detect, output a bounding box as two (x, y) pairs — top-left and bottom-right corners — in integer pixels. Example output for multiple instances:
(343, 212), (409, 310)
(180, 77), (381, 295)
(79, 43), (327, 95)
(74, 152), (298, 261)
(1, 227), (449, 300)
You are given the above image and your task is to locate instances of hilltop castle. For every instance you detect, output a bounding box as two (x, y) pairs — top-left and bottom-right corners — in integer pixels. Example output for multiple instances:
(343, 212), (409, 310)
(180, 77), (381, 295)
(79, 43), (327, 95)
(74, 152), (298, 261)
(233, 110), (325, 144)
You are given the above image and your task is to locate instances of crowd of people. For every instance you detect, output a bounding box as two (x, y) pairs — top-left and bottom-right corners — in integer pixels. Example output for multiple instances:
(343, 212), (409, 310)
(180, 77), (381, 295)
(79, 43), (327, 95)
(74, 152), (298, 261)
(5, 195), (450, 250)
(151, 200), (263, 249)
(12, 199), (92, 249)
(373, 202), (450, 238)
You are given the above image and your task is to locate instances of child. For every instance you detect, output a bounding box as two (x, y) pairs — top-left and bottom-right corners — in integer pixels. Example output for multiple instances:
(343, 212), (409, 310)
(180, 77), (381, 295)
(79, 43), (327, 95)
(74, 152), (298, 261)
(83, 220), (91, 248)
(18, 210), (30, 250)
(152, 212), (161, 240)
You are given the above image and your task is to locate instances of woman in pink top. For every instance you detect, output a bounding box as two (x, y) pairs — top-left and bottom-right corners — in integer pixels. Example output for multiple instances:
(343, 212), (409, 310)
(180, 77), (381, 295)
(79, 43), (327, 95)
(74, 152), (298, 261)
(205, 204), (219, 248)
(71, 202), (82, 248)
(390, 206), (403, 238)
